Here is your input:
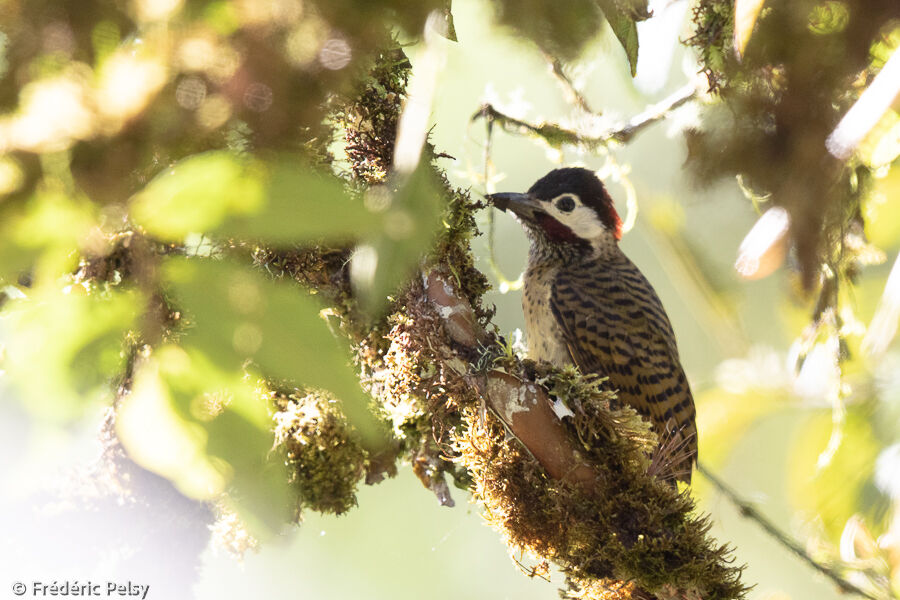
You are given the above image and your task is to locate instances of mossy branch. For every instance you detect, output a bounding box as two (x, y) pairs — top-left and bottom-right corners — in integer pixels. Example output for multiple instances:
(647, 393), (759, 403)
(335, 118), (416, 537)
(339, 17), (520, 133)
(424, 270), (598, 487)
(472, 82), (698, 150)
(400, 263), (747, 600)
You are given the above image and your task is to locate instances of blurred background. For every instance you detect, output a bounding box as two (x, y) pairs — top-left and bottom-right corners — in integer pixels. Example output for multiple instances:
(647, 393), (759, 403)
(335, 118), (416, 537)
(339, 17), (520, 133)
(1, 0), (899, 599)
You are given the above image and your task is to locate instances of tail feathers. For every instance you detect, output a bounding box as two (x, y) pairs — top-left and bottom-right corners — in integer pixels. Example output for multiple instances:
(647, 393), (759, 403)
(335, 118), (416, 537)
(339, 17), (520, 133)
(648, 419), (697, 485)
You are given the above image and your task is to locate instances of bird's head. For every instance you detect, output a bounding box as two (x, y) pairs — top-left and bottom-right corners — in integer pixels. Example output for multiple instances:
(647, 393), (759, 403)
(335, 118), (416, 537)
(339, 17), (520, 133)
(487, 168), (622, 256)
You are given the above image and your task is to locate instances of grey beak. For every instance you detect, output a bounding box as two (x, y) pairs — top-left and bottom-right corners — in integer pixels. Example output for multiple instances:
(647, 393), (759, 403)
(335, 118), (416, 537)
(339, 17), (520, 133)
(486, 192), (541, 218)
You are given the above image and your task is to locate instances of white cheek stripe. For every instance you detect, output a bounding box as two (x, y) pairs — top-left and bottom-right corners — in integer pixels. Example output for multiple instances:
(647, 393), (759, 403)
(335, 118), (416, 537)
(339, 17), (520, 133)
(546, 193), (609, 240)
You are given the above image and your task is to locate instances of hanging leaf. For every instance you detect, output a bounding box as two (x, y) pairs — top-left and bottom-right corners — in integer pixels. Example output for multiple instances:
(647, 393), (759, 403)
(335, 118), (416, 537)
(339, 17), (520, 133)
(604, 7), (640, 76)
(488, 0), (605, 60)
(595, 0), (649, 77)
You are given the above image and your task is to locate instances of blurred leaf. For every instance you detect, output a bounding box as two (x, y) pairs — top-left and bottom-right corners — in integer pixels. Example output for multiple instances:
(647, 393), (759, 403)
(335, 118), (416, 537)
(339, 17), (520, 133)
(440, 1), (458, 42)
(130, 152), (265, 240)
(161, 256), (385, 446)
(868, 165), (900, 249)
(4, 287), (142, 420)
(596, 0), (643, 76)
(788, 411), (888, 541)
(220, 158), (382, 243)
(488, 0), (604, 60)
(858, 109), (900, 169)
(807, 1), (850, 35)
(0, 190), (96, 284)
(131, 152), (381, 244)
(350, 159), (443, 315)
(696, 386), (786, 469)
(117, 345), (292, 535)
(734, 0), (765, 59)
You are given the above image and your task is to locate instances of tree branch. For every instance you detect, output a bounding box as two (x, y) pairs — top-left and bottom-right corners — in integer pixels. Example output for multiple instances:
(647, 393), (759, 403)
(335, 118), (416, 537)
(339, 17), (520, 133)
(472, 82), (698, 150)
(412, 263), (746, 600)
(424, 270), (598, 487)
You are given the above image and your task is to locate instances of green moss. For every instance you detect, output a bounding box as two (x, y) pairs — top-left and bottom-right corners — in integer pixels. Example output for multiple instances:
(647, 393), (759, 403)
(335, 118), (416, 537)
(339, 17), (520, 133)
(332, 40), (411, 185)
(272, 390), (368, 516)
(687, 0), (735, 91)
(453, 363), (747, 600)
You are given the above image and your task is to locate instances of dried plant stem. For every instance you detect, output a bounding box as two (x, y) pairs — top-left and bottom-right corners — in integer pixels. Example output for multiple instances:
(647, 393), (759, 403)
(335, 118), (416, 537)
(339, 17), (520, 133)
(698, 462), (885, 600)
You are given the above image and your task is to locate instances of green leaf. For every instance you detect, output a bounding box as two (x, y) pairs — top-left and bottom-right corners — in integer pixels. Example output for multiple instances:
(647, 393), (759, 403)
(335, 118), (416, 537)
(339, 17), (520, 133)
(491, 0), (604, 60)
(4, 287), (142, 420)
(131, 152), (381, 244)
(131, 152), (265, 240)
(161, 257), (385, 446)
(350, 159), (444, 315)
(440, 1), (458, 42)
(117, 345), (292, 536)
(596, 0), (644, 76)
(0, 190), (96, 284)
(220, 158), (382, 243)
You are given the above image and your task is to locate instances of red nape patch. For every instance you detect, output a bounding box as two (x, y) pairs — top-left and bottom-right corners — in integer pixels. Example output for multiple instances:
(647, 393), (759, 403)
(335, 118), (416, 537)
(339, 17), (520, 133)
(611, 209), (623, 241)
(536, 213), (580, 243)
(601, 188), (623, 240)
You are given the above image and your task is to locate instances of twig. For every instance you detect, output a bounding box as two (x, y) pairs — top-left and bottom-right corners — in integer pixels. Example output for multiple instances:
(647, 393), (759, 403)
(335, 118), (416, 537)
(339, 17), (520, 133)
(614, 82), (698, 143)
(698, 462), (885, 600)
(543, 52), (596, 115)
(472, 82), (699, 150)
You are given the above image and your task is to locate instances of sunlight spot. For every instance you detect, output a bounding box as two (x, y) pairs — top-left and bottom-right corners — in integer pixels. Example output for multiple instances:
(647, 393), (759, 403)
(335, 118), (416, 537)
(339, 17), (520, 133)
(197, 94), (232, 130)
(285, 17), (328, 67)
(233, 322), (263, 356)
(132, 0), (184, 22)
(318, 37), (352, 70)
(350, 244), (378, 292)
(384, 209), (415, 240)
(735, 206), (790, 280)
(243, 82), (273, 113)
(97, 52), (167, 125)
(175, 76), (207, 110)
(5, 75), (94, 152)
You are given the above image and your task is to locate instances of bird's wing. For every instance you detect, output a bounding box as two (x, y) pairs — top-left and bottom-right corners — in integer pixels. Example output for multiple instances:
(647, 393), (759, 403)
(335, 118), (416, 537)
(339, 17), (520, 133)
(549, 263), (697, 483)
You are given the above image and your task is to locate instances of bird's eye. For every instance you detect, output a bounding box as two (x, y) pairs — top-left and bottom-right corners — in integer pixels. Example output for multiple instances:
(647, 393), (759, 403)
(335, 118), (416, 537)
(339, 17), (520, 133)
(555, 195), (576, 213)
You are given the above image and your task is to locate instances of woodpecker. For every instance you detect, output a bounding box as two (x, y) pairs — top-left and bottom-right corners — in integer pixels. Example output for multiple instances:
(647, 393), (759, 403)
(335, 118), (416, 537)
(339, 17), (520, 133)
(488, 168), (697, 483)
